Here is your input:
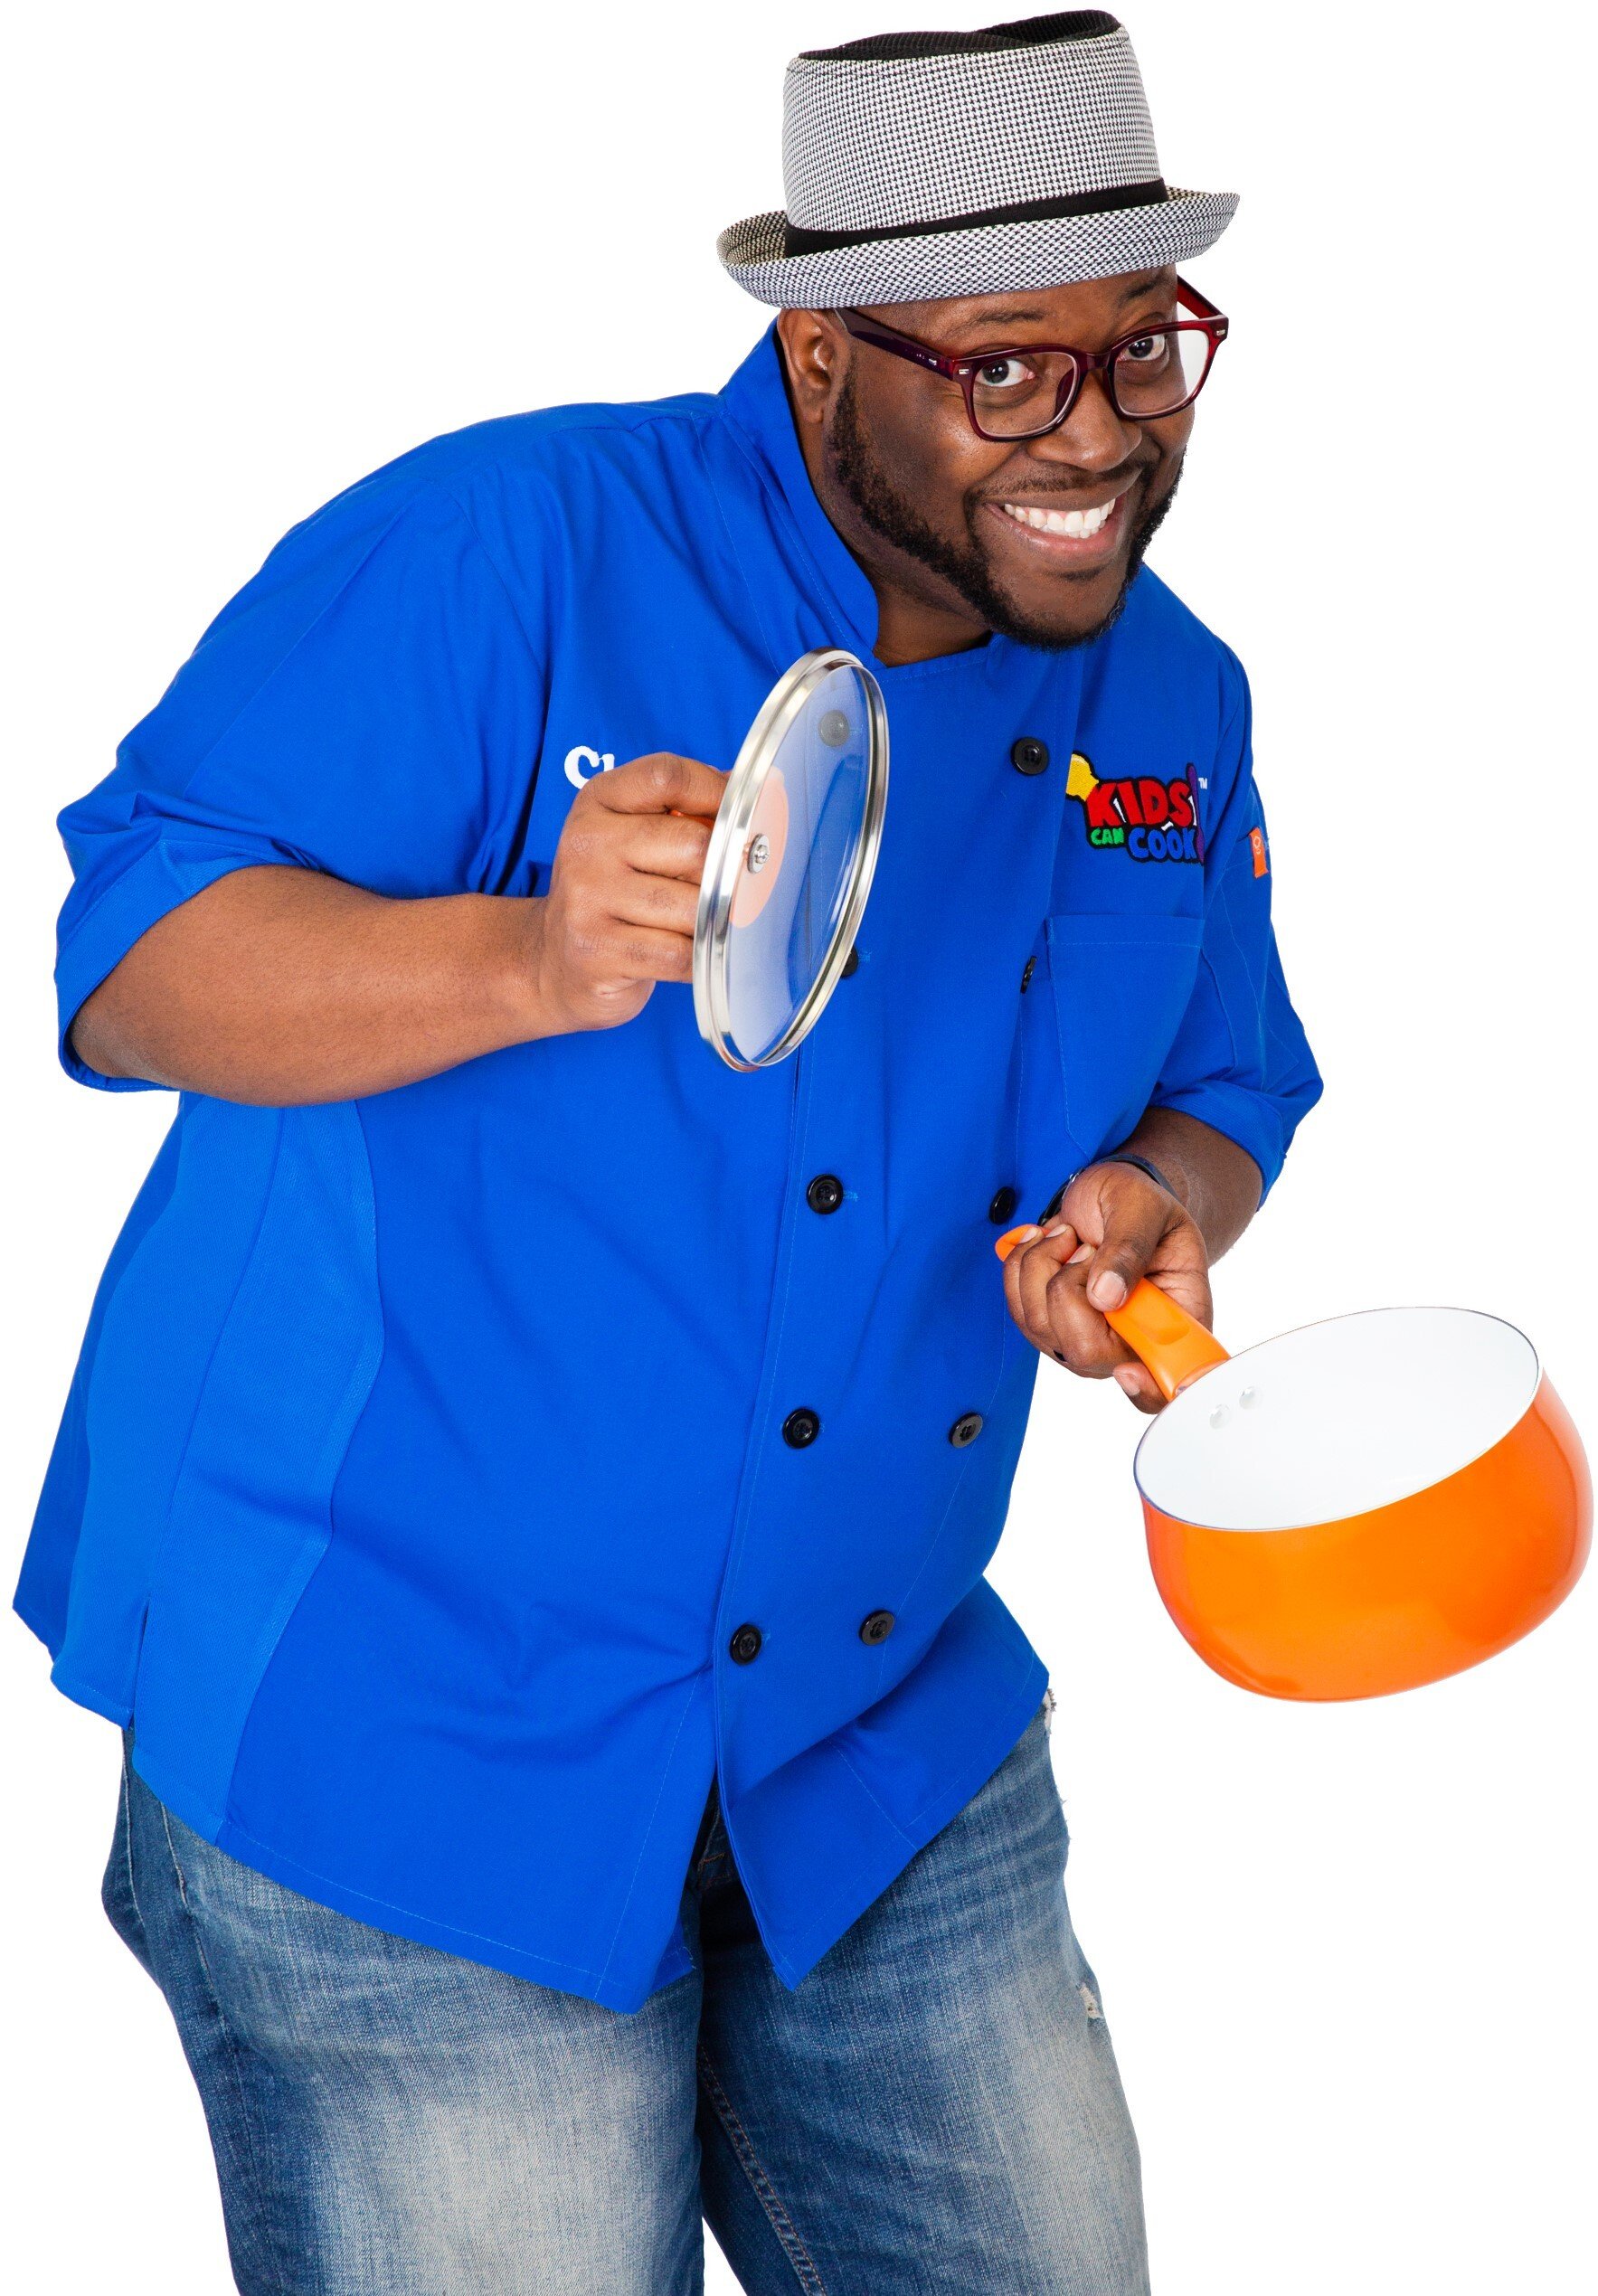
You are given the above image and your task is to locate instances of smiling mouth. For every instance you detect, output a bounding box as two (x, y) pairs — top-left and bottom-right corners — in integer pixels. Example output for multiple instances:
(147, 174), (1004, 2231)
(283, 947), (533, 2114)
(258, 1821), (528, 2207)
(986, 487), (1134, 557)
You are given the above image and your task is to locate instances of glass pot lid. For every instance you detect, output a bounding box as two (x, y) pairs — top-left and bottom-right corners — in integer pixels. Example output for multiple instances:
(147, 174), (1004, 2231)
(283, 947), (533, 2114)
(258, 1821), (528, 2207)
(693, 648), (888, 1071)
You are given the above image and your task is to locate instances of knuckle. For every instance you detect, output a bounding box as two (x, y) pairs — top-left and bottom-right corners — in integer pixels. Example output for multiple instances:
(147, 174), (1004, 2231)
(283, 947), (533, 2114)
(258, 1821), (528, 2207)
(558, 818), (608, 870)
(564, 904), (621, 963)
(639, 753), (682, 801)
(641, 874), (687, 921)
(566, 923), (610, 970)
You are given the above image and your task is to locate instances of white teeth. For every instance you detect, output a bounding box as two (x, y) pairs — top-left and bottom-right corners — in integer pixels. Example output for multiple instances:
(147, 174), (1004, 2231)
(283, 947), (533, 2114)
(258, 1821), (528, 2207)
(1002, 496), (1118, 539)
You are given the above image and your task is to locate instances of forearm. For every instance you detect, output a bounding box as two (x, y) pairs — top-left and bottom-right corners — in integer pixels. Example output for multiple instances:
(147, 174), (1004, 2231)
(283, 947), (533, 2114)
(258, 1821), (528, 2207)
(71, 866), (550, 1104)
(1118, 1107), (1262, 1263)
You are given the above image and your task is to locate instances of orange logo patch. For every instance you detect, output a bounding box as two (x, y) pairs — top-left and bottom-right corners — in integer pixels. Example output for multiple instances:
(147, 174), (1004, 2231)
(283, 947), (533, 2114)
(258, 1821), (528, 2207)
(1249, 826), (1269, 878)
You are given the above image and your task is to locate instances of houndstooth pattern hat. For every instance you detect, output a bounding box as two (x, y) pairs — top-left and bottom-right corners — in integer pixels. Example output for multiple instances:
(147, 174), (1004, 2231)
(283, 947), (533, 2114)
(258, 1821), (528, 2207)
(719, 13), (1236, 308)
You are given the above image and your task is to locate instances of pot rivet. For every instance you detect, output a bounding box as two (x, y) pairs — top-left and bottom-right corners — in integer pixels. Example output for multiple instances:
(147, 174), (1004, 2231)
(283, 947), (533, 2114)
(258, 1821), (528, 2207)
(1208, 1405), (1230, 1430)
(1239, 1386), (1259, 1409)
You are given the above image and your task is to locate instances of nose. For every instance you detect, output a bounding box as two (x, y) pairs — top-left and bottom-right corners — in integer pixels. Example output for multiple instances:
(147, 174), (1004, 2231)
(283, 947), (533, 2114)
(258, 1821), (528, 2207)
(1029, 369), (1140, 474)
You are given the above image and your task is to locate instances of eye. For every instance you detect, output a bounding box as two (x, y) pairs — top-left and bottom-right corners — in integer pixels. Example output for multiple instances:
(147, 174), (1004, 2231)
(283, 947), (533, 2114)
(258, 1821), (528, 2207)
(1120, 331), (1170, 364)
(973, 354), (1034, 391)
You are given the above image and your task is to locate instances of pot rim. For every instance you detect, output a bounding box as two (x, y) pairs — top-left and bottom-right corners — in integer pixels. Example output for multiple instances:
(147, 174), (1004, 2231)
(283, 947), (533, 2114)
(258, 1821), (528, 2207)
(1131, 1303), (1543, 1535)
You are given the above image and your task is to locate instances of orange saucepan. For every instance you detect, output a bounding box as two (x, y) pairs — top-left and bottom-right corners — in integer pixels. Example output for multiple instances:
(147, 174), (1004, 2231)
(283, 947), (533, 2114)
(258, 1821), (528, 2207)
(995, 1236), (1591, 1700)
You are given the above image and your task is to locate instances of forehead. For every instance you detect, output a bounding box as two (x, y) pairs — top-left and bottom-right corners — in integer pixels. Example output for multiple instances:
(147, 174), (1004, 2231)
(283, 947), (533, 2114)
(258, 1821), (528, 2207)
(867, 266), (1177, 344)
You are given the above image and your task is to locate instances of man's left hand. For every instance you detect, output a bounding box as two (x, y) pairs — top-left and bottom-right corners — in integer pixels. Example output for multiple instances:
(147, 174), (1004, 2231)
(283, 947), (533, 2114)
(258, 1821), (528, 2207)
(1001, 1162), (1212, 1413)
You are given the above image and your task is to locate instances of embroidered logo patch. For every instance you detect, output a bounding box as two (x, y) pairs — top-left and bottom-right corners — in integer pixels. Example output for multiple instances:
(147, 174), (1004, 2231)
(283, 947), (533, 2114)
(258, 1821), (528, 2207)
(1066, 752), (1202, 865)
(1249, 825), (1269, 877)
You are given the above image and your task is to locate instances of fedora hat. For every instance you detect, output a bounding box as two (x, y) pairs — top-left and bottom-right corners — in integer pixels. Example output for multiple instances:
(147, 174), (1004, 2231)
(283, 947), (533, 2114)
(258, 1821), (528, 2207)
(719, 12), (1236, 308)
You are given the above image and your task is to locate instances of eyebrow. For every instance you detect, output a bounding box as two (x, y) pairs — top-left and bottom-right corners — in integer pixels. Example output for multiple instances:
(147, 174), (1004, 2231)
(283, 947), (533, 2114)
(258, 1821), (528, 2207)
(938, 272), (1176, 340)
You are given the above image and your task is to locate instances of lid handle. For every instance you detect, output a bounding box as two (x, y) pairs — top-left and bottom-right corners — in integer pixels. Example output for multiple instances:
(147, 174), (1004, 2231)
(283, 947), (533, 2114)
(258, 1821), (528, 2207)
(995, 1229), (1230, 1403)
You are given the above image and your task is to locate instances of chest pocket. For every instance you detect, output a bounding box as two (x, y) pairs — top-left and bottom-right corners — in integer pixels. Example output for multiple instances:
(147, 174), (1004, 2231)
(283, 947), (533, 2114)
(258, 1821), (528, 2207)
(1045, 911), (1204, 1162)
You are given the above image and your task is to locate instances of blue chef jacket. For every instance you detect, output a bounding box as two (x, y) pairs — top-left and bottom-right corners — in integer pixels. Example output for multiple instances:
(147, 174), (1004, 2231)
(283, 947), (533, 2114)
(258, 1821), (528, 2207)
(17, 329), (1321, 2011)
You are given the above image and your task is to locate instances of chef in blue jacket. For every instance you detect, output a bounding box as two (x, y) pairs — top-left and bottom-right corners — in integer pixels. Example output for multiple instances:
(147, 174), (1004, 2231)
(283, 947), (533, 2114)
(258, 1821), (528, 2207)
(17, 17), (1320, 2293)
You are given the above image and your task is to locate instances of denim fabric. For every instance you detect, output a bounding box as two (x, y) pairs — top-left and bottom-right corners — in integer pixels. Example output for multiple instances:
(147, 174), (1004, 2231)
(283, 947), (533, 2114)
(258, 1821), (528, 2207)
(107, 1707), (1147, 2293)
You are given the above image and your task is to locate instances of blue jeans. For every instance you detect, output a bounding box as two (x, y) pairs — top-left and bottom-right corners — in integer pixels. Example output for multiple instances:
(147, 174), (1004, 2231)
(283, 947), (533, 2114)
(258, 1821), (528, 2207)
(106, 1708), (1148, 2293)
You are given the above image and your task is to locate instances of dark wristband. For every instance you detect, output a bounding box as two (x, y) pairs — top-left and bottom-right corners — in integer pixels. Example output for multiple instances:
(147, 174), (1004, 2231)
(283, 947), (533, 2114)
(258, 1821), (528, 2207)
(1038, 1150), (1179, 1223)
(1101, 1150), (1180, 1198)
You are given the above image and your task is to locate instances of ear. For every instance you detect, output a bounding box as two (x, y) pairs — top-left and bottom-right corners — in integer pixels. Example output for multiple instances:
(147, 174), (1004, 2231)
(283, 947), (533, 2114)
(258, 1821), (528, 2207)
(775, 308), (848, 430)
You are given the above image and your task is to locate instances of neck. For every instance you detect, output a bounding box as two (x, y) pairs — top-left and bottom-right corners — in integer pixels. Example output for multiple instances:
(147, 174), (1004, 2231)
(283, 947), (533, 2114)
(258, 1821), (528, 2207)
(792, 402), (991, 668)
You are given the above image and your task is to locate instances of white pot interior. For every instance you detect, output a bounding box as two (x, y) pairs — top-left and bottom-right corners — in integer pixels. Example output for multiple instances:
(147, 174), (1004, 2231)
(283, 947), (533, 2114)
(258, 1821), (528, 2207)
(1133, 1307), (1540, 1534)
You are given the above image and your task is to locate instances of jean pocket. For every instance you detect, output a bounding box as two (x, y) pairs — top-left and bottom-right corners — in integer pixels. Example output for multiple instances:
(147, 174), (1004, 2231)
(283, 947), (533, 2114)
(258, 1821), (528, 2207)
(1045, 912), (1203, 1161)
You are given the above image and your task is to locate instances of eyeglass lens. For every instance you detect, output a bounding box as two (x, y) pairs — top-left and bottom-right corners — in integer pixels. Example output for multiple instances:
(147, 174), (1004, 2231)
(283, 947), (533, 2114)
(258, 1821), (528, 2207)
(970, 326), (1213, 439)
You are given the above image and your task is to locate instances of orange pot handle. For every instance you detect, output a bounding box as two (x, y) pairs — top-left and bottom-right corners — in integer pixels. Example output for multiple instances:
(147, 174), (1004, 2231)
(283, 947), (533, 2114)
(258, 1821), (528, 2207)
(995, 1227), (1230, 1402)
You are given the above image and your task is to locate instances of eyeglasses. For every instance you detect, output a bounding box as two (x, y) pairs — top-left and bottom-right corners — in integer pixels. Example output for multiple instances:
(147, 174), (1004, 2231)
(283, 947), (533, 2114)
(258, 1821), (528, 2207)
(837, 279), (1229, 443)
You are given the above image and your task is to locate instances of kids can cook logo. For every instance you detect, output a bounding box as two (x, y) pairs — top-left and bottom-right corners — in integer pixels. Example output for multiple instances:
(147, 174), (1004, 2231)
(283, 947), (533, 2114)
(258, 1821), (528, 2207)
(1065, 751), (1205, 865)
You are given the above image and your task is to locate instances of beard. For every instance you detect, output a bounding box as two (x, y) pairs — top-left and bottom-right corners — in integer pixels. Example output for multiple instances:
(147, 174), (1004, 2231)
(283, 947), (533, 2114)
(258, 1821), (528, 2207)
(827, 368), (1180, 652)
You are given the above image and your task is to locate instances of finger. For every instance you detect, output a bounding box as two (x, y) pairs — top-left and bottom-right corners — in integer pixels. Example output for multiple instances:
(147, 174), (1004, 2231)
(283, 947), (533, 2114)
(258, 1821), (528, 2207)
(574, 920), (695, 986)
(611, 813), (714, 884)
(608, 869), (701, 940)
(1011, 1232), (1100, 1360)
(1010, 1229), (1074, 1351)
(999, 1227), (1040, 1328)
(595, 752), (729, 821)
(1112, 1363), (1167, 1414)
(1043, 1255), (1142, 1378)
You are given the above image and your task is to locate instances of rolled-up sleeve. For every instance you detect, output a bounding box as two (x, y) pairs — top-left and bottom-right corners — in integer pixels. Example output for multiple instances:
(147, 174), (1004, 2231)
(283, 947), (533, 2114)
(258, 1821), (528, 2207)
(54, 478), (546, 1089)
(1149, 672), (1322, 1196)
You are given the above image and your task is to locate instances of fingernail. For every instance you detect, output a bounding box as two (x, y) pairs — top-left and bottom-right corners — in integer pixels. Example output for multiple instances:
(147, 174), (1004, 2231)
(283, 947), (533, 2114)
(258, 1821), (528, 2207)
(1113, 1366), (1141, 1396)
(1089, 1271), (1128, 1310)
(1011, 1224), (1042, 1245)
(1067, 1242), (1092, 1264)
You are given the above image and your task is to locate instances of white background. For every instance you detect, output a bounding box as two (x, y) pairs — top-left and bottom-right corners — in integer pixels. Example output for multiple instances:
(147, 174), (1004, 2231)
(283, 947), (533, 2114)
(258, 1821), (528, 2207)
(3, 3), (1593, 2289)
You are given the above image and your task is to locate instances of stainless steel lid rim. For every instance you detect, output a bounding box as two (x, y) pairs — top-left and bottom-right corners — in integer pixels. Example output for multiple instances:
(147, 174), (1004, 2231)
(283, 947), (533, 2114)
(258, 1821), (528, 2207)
(694, 647), (889, 1072)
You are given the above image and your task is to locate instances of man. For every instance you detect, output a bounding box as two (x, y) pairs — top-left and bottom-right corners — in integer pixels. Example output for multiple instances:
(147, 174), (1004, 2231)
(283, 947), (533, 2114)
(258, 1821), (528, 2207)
(17, 13), (1319, 2292)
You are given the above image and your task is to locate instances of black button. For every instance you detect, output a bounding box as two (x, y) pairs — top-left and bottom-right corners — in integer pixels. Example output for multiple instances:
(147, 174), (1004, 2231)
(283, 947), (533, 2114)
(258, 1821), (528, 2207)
(729, 1623), (763, 1665)
(1020, 955), (1036, 993)
(1010, 737), (1050, 777)
(949, 1412), (985, 1448)
(806, 1174), (845, 1215)
(859, 1610), (895, 1646)
(841, 945), (860, 978)
(782, 1408), (821, 1449)
(988, 1186), (1019, 1224)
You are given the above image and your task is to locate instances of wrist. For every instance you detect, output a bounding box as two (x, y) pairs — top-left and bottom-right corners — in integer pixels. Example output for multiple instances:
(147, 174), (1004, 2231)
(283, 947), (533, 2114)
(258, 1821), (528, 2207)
(1102, 1148), (1185, 1205)
(1038, 1148), (1184, 1225)
(478, 893), (563, 1044)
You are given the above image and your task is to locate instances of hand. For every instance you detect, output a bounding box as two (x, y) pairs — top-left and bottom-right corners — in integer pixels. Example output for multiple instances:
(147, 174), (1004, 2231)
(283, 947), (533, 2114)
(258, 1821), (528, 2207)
(528, 752), (726, 1034)
(1001, 1161), (1213, 1413)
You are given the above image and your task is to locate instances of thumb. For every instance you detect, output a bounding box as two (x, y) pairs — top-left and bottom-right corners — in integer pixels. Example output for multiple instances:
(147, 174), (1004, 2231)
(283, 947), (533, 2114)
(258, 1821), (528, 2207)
(1083, 1202), (1168, 1314)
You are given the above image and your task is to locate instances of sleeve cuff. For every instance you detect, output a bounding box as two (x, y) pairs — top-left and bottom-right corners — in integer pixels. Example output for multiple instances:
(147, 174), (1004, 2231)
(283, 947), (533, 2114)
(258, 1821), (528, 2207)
(1146, 1082), (1287, 1201)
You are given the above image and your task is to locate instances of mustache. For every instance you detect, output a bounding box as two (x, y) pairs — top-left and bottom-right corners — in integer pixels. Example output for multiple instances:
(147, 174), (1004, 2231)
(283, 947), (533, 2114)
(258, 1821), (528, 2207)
(970, 462), (1155, 509)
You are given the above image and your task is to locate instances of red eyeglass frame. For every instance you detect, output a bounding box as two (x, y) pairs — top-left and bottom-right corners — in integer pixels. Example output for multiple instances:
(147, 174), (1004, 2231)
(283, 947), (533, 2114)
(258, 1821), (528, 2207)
(836, 277), (1229, 440)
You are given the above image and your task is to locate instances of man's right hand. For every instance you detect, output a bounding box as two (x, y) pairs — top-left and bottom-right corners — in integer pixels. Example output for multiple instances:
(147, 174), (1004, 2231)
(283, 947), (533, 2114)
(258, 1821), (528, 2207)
(527, 752), (726, 1035)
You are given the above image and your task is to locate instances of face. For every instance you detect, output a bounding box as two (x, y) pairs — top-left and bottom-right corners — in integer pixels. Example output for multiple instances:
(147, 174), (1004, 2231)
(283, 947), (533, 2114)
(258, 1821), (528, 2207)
(778, 269), (1196, 659)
